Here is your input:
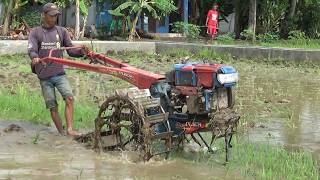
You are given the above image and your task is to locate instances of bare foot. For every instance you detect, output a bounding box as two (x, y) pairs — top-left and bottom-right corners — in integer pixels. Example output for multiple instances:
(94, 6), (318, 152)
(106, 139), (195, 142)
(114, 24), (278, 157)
(67, 129), (82, 137)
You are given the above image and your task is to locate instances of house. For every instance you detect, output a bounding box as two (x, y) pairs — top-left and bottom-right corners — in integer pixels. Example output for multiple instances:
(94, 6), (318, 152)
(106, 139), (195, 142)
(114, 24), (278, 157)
(0, 0), (234, 36)
(94, 0), (173, 34)
(61, 0), (189, 34)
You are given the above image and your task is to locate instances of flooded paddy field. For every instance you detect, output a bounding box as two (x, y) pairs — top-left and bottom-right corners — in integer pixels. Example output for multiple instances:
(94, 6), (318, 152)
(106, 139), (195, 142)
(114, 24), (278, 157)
(0, 120), (234, 179)
(0, 50), (319, 179)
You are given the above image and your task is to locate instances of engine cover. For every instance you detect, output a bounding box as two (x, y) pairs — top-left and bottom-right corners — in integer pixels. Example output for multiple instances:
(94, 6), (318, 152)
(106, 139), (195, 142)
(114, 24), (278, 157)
(173, 62), (223, 88)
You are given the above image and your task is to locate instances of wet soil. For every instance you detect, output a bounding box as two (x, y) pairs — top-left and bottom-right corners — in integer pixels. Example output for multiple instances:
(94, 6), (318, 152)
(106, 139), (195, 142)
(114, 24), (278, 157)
(0, 120), (240, 179)
(239, 67), (320, 161)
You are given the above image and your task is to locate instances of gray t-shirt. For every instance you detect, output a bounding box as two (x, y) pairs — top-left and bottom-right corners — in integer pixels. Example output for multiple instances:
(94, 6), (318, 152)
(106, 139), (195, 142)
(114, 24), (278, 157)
(28, 25), (83, 80)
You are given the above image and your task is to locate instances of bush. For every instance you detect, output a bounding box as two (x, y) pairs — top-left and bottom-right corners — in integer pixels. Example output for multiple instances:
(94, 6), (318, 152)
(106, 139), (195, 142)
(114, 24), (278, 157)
(240, 28), (255, 41)
(172, 22), (200, 39)
(216, 32), (235, 42)
(299, 1), (320, 38)
(19, 6), (42, 28)
(257, 33), (279, 43)
(288, 30), (308, 40)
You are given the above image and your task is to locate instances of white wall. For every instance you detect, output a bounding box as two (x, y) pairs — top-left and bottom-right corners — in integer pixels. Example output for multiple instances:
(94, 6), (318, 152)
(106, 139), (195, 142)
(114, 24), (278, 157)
(87, 3), (96, 26)
(219, 13), (235, 33)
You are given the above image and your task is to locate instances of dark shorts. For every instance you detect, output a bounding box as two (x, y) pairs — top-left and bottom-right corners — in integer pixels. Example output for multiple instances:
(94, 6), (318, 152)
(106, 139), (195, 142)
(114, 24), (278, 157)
(40, 75), (73, 109)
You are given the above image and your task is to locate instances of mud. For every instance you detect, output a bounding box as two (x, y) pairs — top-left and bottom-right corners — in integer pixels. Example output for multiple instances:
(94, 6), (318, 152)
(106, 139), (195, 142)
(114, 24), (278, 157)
(239, 67), (320, 161)
(3, 124), (24, 133)
(0, 120), (241, 179)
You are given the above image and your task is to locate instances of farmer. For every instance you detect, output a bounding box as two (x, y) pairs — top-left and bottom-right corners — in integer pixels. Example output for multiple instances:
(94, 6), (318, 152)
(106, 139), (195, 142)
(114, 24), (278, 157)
(28, 3), (88, 137)
(206, 4), (219, 39)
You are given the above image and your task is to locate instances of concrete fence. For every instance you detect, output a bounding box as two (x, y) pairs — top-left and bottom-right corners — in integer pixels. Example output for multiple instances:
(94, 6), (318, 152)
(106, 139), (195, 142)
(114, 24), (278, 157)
(1, 40), (320, 61)
(155, 42), (320, 61)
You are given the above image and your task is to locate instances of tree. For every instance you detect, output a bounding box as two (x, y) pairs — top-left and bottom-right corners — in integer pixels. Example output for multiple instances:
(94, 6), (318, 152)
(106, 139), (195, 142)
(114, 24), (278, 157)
(1, 0), (29, 35)
(1, 0), (14, 35)
(55, 0), (93, 39)
(289, 0), (298, 18)
(248, 0), (257, 41)
(234, 0), (241, 38)
(79, 0), (92, 38)
(75, 0), (80, 39)
(109, 0), (176, 41)
(189, 0), (200, 24)
(259, 0), (288, 34)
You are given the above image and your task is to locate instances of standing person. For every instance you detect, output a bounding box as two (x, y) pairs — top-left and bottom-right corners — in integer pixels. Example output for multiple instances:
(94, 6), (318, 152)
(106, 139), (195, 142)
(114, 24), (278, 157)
(206, 4), (219, 39)
(28, 3), (87, 137)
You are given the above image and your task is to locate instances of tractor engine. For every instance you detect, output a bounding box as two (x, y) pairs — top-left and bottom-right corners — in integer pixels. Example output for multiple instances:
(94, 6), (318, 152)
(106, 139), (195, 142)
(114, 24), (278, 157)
(156, 62), (238, 115)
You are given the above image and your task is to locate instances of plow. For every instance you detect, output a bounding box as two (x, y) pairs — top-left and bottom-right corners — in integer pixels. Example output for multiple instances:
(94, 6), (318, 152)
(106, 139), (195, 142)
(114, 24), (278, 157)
(42, 46), (240, 162)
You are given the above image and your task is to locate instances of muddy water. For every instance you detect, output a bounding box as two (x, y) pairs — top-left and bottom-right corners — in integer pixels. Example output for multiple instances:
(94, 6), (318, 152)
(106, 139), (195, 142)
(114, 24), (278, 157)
(0, 120), (238, 180)
(239, 67), (320, 160)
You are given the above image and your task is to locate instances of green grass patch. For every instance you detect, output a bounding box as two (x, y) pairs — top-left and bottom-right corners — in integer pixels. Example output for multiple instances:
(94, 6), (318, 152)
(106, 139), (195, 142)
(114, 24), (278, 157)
(259, 39), (320, 49)
(0, 84), (97, 130)
(213, 38), (320, 49)
(228, 140), (319, 180)
(183, 139), (319, 180)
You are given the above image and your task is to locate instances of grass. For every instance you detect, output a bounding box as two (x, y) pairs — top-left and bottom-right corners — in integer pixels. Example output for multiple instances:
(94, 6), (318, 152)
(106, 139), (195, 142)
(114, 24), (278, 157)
(171, 36), (320, 49)
(228, 140), (319, 180)
(173, 137), (319, 180)
(259, 39), (320, 49)
(32, 132), (40, 144)
(211, 38), (320, 49)
(1, 51), (320, 179)
(0, 84), (98, 130)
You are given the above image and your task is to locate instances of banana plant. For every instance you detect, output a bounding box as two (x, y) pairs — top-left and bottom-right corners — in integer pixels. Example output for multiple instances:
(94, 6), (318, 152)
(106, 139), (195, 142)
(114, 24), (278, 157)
(79, 0), (93, 38)
(1, 0), (28, 35)
(55, 0), (93, 39)
(108, 0), (176, 41)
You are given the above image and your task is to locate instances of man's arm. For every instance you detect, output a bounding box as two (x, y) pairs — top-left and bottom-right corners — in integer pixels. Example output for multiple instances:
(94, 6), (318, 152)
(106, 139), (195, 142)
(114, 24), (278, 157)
(62, 28), (85, 57)
(28, 29), (39, 59)
(28, 29), (41, 64)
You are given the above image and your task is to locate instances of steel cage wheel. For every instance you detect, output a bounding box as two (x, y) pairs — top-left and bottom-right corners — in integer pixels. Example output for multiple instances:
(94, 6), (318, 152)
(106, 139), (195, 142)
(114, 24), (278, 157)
(93, 95), (151, 157)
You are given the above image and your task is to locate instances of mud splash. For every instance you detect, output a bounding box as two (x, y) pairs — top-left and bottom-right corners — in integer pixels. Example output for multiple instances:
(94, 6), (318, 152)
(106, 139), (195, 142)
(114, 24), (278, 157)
(0, 120), (239, 179)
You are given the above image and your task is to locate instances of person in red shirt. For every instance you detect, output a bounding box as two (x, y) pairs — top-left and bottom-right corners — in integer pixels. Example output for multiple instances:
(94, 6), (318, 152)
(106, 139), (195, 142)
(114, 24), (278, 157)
(206, 5), (219, 39)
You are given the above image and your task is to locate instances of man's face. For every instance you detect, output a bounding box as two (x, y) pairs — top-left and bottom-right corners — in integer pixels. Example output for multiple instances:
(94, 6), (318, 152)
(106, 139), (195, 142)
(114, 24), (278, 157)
(43, 13), (58, 27)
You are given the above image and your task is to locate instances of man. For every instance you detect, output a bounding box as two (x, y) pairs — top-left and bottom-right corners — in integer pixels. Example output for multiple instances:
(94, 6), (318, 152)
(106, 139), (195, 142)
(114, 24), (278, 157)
(28, 3), (86, 137)
(206, 5), (219, 39)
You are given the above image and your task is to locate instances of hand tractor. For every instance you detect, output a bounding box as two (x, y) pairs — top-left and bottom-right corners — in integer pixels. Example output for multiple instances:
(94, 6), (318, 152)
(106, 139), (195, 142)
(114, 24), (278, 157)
(42, 46), (240, 162)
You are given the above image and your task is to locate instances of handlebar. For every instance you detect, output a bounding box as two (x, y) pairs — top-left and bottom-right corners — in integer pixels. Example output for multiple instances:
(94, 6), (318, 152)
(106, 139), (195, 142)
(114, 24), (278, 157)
(47, 45), (85, 58)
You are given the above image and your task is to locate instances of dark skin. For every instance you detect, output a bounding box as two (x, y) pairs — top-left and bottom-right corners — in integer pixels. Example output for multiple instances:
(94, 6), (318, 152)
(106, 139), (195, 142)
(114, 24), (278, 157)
(32, 12), (81, 137)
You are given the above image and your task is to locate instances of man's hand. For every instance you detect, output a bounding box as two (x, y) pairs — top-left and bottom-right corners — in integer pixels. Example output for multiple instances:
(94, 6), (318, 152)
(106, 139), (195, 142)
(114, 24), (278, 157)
(31, 58), (40, 65)
(32, 58), (46, 66)
(82, 45), (91, 55)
